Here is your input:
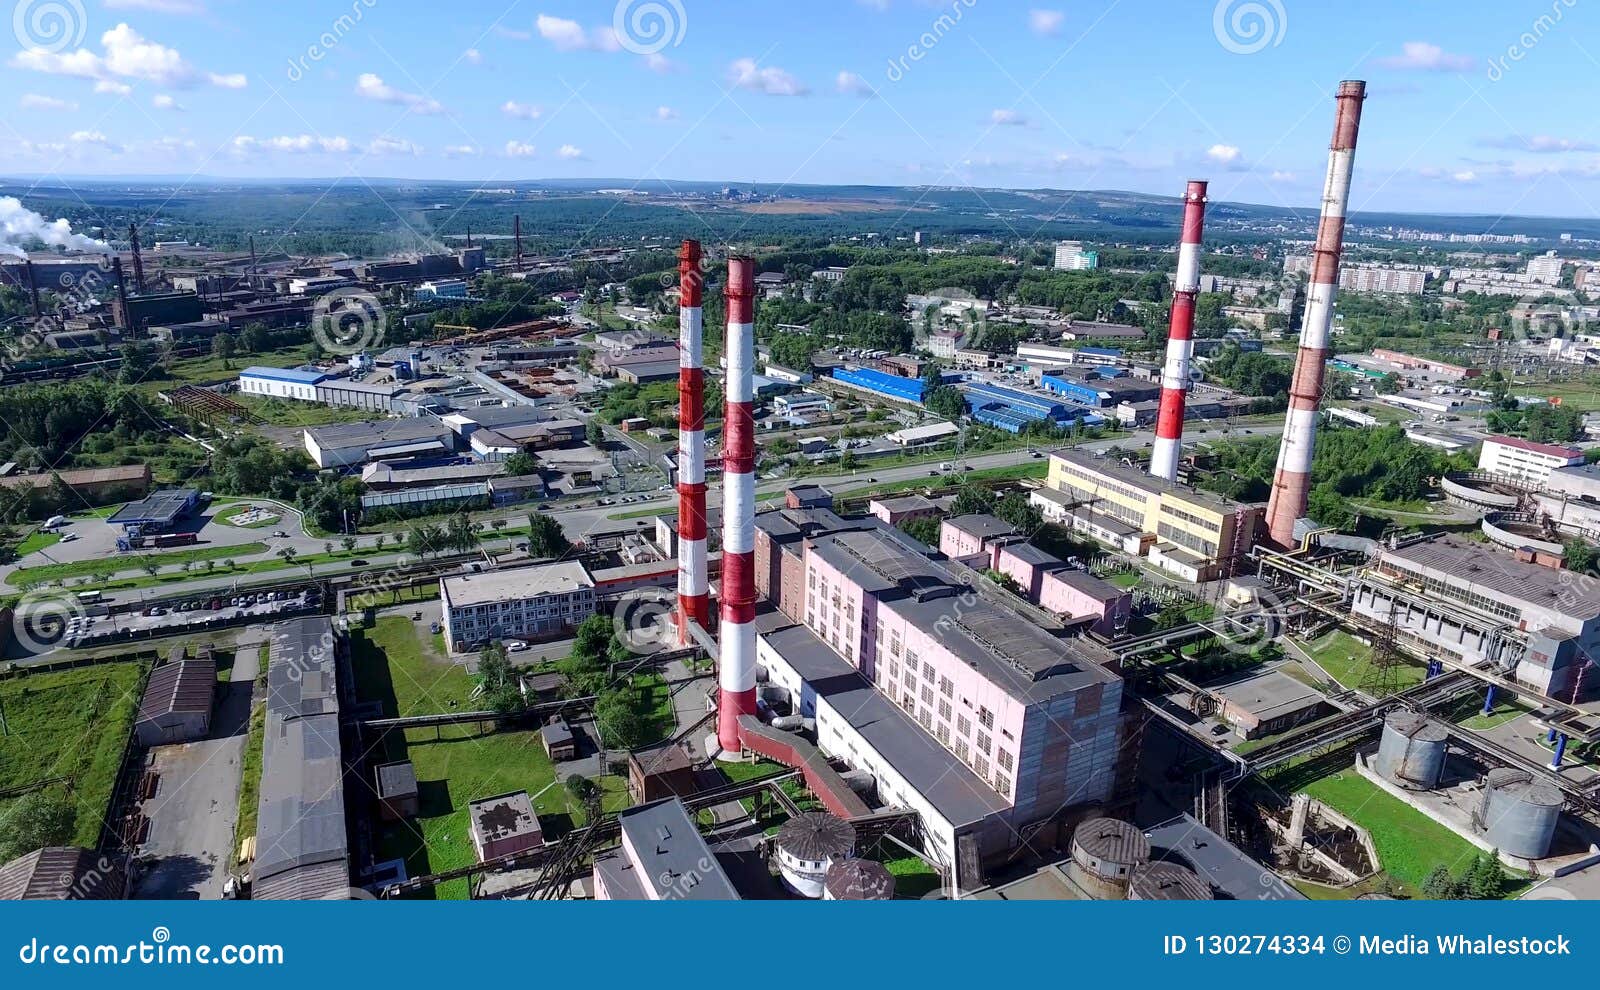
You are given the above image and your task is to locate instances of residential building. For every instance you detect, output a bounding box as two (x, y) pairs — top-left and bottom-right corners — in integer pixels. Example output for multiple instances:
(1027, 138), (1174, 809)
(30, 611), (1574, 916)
(1478, 435), (1585, 485)
(1339, 265), (1427, 295)
(1527, 251), (1565, 286)
(1046, 449), (1261, 581)
(439, 560), (596, 650)
(1053, 241), (1098, 271)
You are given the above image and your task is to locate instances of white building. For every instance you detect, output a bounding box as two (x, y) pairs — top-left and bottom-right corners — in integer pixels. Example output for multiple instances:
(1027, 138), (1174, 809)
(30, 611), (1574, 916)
(1339, 265), (1426, 295)
(239, 366), (327, 401)
(1478, 435), (1585, 485)
(774, 391), (831, 417)
(885, 421), (959, 447)
(1053, 241), (1097, 271)
(415, 279), (469, 299)
(1527, 251), (1565, 286)
(440, 560), (596, 651)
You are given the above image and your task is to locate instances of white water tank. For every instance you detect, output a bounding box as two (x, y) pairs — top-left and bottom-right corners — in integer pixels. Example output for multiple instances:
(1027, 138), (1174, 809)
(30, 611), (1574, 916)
(775, 813), (856, 898)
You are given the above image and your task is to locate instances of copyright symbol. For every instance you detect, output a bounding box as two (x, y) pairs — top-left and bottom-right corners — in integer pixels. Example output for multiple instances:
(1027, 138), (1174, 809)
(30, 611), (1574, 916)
(1333, 935), (1350, 954)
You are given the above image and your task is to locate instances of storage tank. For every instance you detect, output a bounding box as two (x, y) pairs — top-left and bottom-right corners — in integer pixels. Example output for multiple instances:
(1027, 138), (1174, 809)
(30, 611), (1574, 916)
(1067, 817), (1151, 898)
(775, 813), (856, 898)
(1479, 768), (1562, 859)
(823, 858), (894, 900)
(1128, 861), (1212, 901)
(1375, 711), (1448, 790)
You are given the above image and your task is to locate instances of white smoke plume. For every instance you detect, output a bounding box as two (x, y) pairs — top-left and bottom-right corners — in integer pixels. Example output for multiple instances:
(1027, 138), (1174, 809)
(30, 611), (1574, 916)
(0, 197), (110, 258)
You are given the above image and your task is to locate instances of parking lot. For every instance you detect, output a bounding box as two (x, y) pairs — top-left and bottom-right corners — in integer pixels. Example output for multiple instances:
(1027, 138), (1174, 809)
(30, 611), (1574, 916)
(66, 589), (321, 650)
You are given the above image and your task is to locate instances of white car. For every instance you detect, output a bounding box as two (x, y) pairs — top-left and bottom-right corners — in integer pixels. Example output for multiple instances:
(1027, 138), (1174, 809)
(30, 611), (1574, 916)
(504, 641), (530, 653)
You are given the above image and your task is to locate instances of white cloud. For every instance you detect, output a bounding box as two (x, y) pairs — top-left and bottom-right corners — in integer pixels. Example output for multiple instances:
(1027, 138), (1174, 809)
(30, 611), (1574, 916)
(10, 23), (244, 90)
(233, 134), (352, 155)
(1268, 170), (1296, 183)
(655, 105), (678, 120)
(729, 58), (807, 96)
(1374, 41), (1474, 72)
(1480, 134), (1597, 154)
(501, 100), (542, 120)
(462, 48), (483, 65)
(368, 136), (422, 156)
(504, 140), (537, 158)
(104, 0), (208, 13)
(990, 109), (1026, 126)
(1452, 169), (1477, 183)
(644, 53), (677, 73)
(355, 73), (444, 113)
(535, 14), (619, 52)
(1028, 9), (1064, 36)
(557, 144), (584, 160)
(95, 79), (132, 96)
(151, 93), (183, 110)
(1207, 143), (1242, 164)
(836, 71), (876, 98)
(70, 130), (120, 151)
(18, 93), (77, 111)
(443, 144), (481, 158)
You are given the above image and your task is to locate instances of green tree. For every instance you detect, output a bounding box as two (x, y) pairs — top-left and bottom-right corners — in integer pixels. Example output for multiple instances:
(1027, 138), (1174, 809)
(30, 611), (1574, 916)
(585, 421), (605, 447)
(0, 790), (76, 862)
(526, 513), (570, 558)
(503, 451), (539, 477)
(1421, 865), (1459, 900)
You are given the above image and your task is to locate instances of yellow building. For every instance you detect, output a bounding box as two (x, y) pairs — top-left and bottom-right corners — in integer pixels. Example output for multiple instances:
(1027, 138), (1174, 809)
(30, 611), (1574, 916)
(1045, 450), (1262, 581)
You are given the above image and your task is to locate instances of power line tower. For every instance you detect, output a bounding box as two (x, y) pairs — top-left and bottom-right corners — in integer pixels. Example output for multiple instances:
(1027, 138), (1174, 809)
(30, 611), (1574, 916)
(1360, 600), (1404, 698)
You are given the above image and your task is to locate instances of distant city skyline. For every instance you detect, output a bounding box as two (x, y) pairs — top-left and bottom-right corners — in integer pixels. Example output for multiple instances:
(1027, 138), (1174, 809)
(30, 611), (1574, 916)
(3, 0), (1599, 216)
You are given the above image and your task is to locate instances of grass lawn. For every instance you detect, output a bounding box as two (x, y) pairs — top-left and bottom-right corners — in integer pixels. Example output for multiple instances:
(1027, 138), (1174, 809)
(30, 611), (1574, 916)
(351, 615), (475, 718)
(1293, 629), (1425, 694)
(138, 344), (312, 394)
(1515, 379), (1600, 413)
(14, 530), (60, 557)
(1437, 691), (1531, 731)
(1300, 770), (1528, 897)
(0, 661), (145, 846)
(217, 503), (281, 529)
(233, 394), (378, 427)
(231, 695), (266, 871)
(876, 848), (943, 898)
(7, 542), (271, 589)
(1104, 571), (1142, 589)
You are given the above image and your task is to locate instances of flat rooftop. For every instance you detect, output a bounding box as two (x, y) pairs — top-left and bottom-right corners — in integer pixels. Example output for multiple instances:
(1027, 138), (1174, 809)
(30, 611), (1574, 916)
(1144, 814), (1304, 901)
(1211, 669), (1327, 722)
(762, 623), (1012, 828)
(442, 560), (593, 608)
(470, 791), (542, 844)
(304, 417), (451, 451)
(1380, 535), (1600, 623)
(808, 527), (955, 598)
(1050, 448), (1255, 516)
(613, 798), (738, 900)
(108, 488), (195, 525)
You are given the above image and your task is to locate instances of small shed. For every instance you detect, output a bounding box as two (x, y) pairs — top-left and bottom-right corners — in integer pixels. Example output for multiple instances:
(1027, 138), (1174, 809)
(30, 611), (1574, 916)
(135, 654), (216, 747)
(540, 716), (577, 762)
(374, 761), (419, 822)
(628, 742), (697, 804)
(468, 791), (544, 862)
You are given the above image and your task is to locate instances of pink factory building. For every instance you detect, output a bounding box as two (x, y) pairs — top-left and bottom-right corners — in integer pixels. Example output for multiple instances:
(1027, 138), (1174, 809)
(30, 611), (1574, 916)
(939, 514), (1019, 566)
(769, 525), (1125, 881)
(868, 494), (941, 526)
(991, 541), (1132, 638)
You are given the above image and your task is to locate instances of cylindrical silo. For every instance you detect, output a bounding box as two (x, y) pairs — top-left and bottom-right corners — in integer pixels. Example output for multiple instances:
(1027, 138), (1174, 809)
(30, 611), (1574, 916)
(775, 812), (856, 898)
(1375, 711), (1448, 790)
(823, 858), (894, 901)
(1480, 768), (1562, 860)
(1067, 817), (1152, 898)
(1128, 861), (1212, 901)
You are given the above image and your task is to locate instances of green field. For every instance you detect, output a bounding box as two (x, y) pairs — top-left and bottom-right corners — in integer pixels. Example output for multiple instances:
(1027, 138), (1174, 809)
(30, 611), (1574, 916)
(0, 661), (145, 846)
(14, 530), (61, 557)
(1300, 771), (1527, 896)
(7, 542), (271, 589)
(351, 615), (474, 718)
(1514, 379), (1600, 414)
(1292, 629), (1425, 694)
(232, 394), (379, 427)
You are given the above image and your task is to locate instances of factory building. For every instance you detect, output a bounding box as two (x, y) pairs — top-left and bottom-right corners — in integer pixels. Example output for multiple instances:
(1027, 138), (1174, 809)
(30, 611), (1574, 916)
(1041, 369), (1163, 410)
(239, 366), (326, 402)
(939, 513), (1018, 563)
(591, 798), (739, 900)
(0, 463), (151, 505)
(134, 651), (216, 747)
(302, 418), (455, 469)
(1045, 450), (1261, 581)
(439, 560), (596, 651)
(828, 365), (926, 405)
(1038, 568), (1133, 637)
(254, 617), (350, 900)
(963, 382), (1095, 433)
(1352, 535), (1600, 697)
(753, 505), (878, 624)
(0, 847), (129, 901)
(1478, 435), (1585, 486)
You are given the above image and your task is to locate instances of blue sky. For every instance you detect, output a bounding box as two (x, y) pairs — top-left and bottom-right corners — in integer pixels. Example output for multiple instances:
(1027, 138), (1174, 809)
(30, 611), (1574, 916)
(4, 0), (1599, 217)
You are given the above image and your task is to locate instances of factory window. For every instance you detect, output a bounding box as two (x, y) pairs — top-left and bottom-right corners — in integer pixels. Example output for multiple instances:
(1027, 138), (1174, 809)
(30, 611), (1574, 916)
(974, 754), (990, 777)
(921, 685), (934, 706)
(936, 722), (950, 745)
(917, 707), (933, 730)
(976, 731), (991, 754)
(888, 660), (899, 681)
(978, 707), (994, 729)
(902, 691), (916, 712)
(957, 715), (971, 737)
(938, 699), (952, 721)
(922, 661), (936, 680)
(995, 775), (1011, 798)
(808, 570), (816, 589)
(997, 749), (1013, 772)
(939, 676), (953, 697)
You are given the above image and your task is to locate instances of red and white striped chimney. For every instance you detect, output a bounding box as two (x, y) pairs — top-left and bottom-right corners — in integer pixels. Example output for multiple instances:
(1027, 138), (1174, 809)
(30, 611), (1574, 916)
(716, 257), (758, 753)
(1265, 80), (1366, 548)
(676, 239), (709, 646)
(1149, 180), (1208, 482)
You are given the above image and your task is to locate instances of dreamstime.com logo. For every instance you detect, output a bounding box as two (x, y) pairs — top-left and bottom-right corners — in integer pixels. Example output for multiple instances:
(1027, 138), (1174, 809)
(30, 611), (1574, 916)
(10, 589), (86, 654)
(12, 0), (86, 52)
(17, 927), (285, 967)
(611, 587), (678, 656)
(1211, 0), (1287, 56)
(312, 287), (385, 355)
(612, 0), (687, 56)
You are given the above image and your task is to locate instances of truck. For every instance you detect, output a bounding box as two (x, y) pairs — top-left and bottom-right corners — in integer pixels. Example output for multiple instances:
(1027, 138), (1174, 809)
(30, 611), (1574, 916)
(117, 532), (199, 552)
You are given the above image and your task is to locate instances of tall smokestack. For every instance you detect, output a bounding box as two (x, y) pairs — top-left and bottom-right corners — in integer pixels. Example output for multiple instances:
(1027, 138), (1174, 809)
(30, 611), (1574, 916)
(716, 256), (757, 754)
(24, 260), (42, 320)
(465, 226), (473, 249)
(513, 214), (524, 272)
(1150, 179), (1208, 482)
(127, 224), (145, 294)
(1265, 80), (1366, 548)
(676, 240), (709, 647)
(112, 257), (130, 330)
